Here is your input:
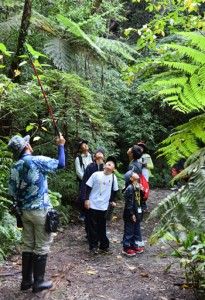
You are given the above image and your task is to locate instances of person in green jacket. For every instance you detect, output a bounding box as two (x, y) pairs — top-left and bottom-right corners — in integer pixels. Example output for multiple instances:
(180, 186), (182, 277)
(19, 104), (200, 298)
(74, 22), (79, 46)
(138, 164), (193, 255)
(137, 142), (154, 182)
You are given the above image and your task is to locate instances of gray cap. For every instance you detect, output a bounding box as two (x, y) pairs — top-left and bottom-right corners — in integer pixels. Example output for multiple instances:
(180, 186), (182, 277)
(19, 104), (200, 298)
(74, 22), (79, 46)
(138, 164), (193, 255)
(94, 147), (105, 156)
(8, 135), (30, 159)
(124, 170), (133, 183)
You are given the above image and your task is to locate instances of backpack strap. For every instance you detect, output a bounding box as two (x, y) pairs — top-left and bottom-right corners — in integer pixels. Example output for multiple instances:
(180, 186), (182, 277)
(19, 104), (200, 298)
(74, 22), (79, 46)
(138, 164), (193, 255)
(78, 155), (84, 171)
(109, 174), (115, 203)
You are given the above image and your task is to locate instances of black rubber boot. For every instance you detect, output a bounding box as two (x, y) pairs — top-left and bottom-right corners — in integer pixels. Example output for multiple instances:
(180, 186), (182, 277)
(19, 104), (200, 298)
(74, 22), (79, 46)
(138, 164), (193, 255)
(32, 254), (53, 293)
(21, 252), (33, 290)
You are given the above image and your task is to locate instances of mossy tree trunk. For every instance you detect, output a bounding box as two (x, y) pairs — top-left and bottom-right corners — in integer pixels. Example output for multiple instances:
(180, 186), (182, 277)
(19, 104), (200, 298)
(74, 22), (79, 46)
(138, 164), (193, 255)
(8, 0), (33, 81)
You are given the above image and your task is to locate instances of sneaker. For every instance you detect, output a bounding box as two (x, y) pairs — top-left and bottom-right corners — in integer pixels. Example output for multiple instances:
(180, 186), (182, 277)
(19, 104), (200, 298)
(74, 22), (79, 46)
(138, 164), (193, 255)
(170, 185), (179, 191)
(90, 248), (99, 255)
(99, 248), (113, 255)
(121, 248), (136, 257)
(132, 247), (144, 254)
(78, 215), (85, 222)
(136, 241), (145, 247)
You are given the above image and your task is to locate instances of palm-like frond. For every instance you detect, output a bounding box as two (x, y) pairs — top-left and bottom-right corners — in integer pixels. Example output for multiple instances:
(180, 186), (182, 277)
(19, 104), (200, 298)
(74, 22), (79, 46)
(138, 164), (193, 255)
(163, 43), (205, 65)
(150, 148), (205, 244)
(162, 61), (199, 75)
(44, 38), (74, 72)
(0, 14), (22, 33)
(56, 14), (106, 61)
(158, 113), (205, 165)
(179, 32), (205, 52)
(31, 13), (138, 71)
(94, 37), (138, 61)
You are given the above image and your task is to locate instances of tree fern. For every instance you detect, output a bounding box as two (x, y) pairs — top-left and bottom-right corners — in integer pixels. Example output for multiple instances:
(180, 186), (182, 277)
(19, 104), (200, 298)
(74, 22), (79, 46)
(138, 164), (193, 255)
(31, 13), (138, 72)
(150, 148), (205, 244)
(158, 114), (205, 165)
(0, 14), (22, 34)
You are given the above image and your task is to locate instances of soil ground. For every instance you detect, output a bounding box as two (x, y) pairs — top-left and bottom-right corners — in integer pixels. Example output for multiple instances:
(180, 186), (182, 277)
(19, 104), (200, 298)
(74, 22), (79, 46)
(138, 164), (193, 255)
(0, 189), (201, 300)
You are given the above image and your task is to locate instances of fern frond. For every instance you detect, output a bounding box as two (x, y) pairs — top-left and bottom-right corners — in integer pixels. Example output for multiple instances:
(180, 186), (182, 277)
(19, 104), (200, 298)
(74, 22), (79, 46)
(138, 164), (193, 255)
(150, 150), (205, 243)
(178, 32), (205, 52)
(158, 87), (182, 96)
(164, 43), (205, 65)
(158, 114), (205, 165)
(44, 38), (73, 72)
(56, 14), (106, 61)
(198, 66), (205, 86)
(163, 61), (199, 75)
(94, 37), (138, 62)
(181, 86), (201, 111)
(0, 14), (22, 33)
(155, 77), (188, 87)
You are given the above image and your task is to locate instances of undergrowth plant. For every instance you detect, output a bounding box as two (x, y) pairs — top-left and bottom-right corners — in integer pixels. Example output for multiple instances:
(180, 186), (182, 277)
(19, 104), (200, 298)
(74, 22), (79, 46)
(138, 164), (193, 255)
(165, 232), (205, 291)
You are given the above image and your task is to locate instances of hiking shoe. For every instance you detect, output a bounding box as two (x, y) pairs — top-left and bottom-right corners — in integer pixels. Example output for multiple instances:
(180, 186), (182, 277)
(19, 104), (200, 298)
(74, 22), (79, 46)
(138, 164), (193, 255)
(99, 248), (113, 255)
(121, 248), (136, 257)
(90, 248), (99, 255)
(132, 247), (144, 254)
(136, 241), (145, 247)
(78, 215), (85, 222)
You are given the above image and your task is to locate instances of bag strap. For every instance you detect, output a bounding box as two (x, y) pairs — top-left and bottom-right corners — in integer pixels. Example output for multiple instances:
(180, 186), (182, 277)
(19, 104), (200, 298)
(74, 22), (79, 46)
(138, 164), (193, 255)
(109, 174), (115, 203)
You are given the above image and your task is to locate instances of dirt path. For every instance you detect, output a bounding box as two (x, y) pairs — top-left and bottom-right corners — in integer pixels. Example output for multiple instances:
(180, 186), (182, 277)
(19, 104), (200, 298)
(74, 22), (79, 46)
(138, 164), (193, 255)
(0, 189), (197, 300)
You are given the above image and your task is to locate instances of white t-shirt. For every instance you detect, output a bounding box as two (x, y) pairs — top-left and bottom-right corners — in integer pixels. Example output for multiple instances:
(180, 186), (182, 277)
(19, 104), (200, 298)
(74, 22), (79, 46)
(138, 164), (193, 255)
(86, 171), (118, 211)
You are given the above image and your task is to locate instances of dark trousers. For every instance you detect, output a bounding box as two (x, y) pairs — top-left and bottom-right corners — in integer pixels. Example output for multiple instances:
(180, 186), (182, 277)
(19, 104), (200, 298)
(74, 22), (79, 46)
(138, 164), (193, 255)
(88, 208), (109, 250)
(123, 220), (141, 249)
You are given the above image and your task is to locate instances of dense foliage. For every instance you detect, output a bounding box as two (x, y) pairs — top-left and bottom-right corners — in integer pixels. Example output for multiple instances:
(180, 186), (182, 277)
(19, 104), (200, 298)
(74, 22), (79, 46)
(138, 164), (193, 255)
(0, 1), (205, 288)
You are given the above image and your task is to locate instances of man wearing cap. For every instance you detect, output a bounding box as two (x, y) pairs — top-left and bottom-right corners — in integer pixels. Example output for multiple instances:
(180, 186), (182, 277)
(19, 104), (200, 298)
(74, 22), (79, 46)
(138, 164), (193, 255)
(7, 134), (65, 293)
(75, 139), (93, 221)
(84, 156), (118, 255)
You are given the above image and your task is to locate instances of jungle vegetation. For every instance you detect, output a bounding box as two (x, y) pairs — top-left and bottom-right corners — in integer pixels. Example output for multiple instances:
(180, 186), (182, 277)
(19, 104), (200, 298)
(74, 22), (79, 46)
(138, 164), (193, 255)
(0, 0), (205, 290)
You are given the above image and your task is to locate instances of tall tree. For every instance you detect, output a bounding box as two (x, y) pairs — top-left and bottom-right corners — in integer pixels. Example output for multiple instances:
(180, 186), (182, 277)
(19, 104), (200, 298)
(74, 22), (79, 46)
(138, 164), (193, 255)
(8, 0), (33, 81)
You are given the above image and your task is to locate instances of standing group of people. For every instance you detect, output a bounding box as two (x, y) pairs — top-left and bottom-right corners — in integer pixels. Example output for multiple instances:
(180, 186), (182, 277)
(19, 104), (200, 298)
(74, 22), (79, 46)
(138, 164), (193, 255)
(7, 134), (154, 293)
(75, 140), (154, 257)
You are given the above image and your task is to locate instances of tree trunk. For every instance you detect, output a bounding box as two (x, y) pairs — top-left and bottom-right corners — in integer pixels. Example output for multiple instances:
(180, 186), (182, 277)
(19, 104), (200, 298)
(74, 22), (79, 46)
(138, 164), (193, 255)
(8, 0), (33, 81)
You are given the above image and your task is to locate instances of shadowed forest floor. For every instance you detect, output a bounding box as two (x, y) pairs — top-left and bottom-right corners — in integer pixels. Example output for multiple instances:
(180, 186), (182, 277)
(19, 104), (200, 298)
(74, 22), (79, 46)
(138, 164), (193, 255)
(0, 189), (201, 300)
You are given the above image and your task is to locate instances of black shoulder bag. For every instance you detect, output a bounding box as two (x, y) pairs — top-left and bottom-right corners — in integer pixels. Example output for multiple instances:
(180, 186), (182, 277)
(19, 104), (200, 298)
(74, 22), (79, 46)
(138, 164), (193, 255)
(45, 208), (61, 233)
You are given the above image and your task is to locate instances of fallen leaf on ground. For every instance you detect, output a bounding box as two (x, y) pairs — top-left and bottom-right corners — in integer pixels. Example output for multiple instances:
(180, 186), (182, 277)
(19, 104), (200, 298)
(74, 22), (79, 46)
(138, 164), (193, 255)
(140, 273), (150, 278)
(86, 270), (97, 275)
(125, 262), (136, 271)
(181, 284), (190, 289)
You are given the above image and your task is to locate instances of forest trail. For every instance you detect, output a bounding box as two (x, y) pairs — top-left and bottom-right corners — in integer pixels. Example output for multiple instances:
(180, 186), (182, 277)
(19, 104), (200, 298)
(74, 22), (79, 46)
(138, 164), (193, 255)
(0, 189), (196, 300)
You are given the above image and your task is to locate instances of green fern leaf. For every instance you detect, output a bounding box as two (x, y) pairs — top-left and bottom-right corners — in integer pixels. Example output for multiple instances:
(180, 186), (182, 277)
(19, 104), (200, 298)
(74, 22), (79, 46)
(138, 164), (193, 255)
(164, 43), (205, 64)
(56, 14), (106, 61)
(163, 61), (199, 75)
(178, 32), (205, 52)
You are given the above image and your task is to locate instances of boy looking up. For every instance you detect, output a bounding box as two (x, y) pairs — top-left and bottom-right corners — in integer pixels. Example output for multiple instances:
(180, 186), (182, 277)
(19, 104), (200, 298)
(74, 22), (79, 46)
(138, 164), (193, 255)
(81, 147), (105, 241)
(85, 156), (118, 254)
